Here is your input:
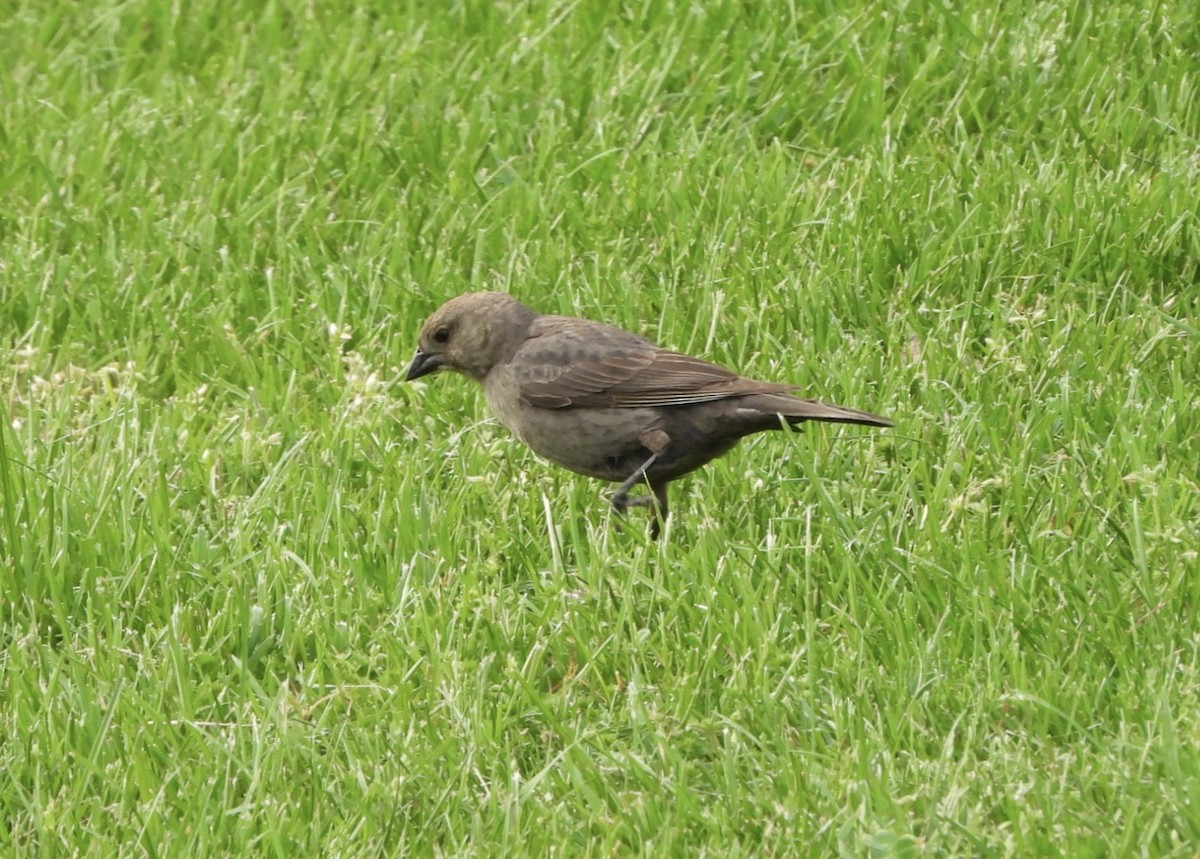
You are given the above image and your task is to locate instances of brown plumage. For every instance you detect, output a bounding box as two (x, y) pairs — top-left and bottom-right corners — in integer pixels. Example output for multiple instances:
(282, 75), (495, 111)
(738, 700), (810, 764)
(406, 292), (892, 537)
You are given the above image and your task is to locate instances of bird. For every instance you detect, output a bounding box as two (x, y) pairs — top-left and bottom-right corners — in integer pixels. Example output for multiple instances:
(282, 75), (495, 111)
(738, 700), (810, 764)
(405, 292), (892, 537)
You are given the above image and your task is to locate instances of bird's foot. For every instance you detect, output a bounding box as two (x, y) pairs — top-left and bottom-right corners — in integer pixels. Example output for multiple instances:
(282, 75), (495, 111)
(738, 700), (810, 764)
(611, 492), (654, 515)
(610, 491), (665, 538)
(623, 496), (658, 510)
(611, 451), (668, 539)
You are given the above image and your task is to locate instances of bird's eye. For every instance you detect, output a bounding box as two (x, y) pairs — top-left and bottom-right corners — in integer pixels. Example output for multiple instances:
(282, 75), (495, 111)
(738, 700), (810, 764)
(433, 326), (451, 344)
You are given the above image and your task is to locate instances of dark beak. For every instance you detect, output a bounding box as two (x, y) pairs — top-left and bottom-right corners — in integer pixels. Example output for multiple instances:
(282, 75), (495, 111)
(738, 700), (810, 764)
(404, 349), (442, 381)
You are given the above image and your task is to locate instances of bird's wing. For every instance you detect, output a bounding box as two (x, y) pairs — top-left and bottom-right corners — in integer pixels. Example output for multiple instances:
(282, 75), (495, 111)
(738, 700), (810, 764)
(513, 317), (791, 409)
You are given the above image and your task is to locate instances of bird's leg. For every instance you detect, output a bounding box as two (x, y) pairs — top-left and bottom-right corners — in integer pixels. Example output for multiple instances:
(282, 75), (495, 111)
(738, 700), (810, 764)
(620, 479), (670, 537)
(611, 429), (671, 538)
(611, 453), (659, 516)
(646, 480), (670, 538)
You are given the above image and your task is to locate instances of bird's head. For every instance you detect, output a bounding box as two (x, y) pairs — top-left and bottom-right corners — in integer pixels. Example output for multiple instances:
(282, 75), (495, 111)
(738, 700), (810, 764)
(405, 292), (537, 383)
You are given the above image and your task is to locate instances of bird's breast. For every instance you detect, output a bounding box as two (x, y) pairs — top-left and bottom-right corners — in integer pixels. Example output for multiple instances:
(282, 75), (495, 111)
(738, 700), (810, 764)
(483, 374), (659, 481)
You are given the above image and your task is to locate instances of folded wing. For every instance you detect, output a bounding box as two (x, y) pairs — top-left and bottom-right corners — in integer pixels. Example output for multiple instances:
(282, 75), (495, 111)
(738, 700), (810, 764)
(514, 317), (795, 409)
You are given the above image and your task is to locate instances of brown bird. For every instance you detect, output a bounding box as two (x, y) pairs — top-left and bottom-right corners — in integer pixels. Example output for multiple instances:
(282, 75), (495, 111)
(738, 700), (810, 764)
(405, 292), (892, 537)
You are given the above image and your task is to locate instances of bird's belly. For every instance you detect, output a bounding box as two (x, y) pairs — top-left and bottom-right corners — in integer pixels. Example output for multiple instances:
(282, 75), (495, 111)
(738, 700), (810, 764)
(485, 394), (658, 482)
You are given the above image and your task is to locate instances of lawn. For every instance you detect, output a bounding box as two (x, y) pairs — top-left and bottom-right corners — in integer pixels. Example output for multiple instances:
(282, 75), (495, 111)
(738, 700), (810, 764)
(2, 1), (1198, 855)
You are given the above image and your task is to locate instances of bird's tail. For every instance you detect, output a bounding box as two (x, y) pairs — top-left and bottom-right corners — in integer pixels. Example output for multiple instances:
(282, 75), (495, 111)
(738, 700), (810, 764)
(741, 393), (894, 428)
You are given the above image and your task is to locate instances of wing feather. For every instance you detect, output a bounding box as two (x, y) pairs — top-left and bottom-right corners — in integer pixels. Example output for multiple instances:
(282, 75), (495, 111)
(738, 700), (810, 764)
(514, 317), (793, 409)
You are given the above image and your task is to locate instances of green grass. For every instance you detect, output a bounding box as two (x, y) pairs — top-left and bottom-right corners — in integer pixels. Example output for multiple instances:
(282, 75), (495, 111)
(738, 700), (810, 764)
(2, 0), (1198, 855)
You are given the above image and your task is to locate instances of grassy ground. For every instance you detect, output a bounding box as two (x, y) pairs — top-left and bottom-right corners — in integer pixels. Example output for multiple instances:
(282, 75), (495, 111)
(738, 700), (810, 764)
(2, 0), (1198, 855)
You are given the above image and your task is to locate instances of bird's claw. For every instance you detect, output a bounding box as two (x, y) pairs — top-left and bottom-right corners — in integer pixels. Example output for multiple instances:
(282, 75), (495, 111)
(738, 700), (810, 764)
(611, 492), (664, 538)
(611, 492), (655, 515)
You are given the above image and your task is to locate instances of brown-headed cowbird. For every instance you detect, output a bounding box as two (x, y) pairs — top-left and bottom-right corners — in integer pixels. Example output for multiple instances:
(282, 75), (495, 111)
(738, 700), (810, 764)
(406, 292), (891, 537)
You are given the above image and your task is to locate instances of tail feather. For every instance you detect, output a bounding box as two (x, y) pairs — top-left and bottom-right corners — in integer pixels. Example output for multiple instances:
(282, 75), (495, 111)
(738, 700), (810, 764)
(741, 393), (893, 428)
